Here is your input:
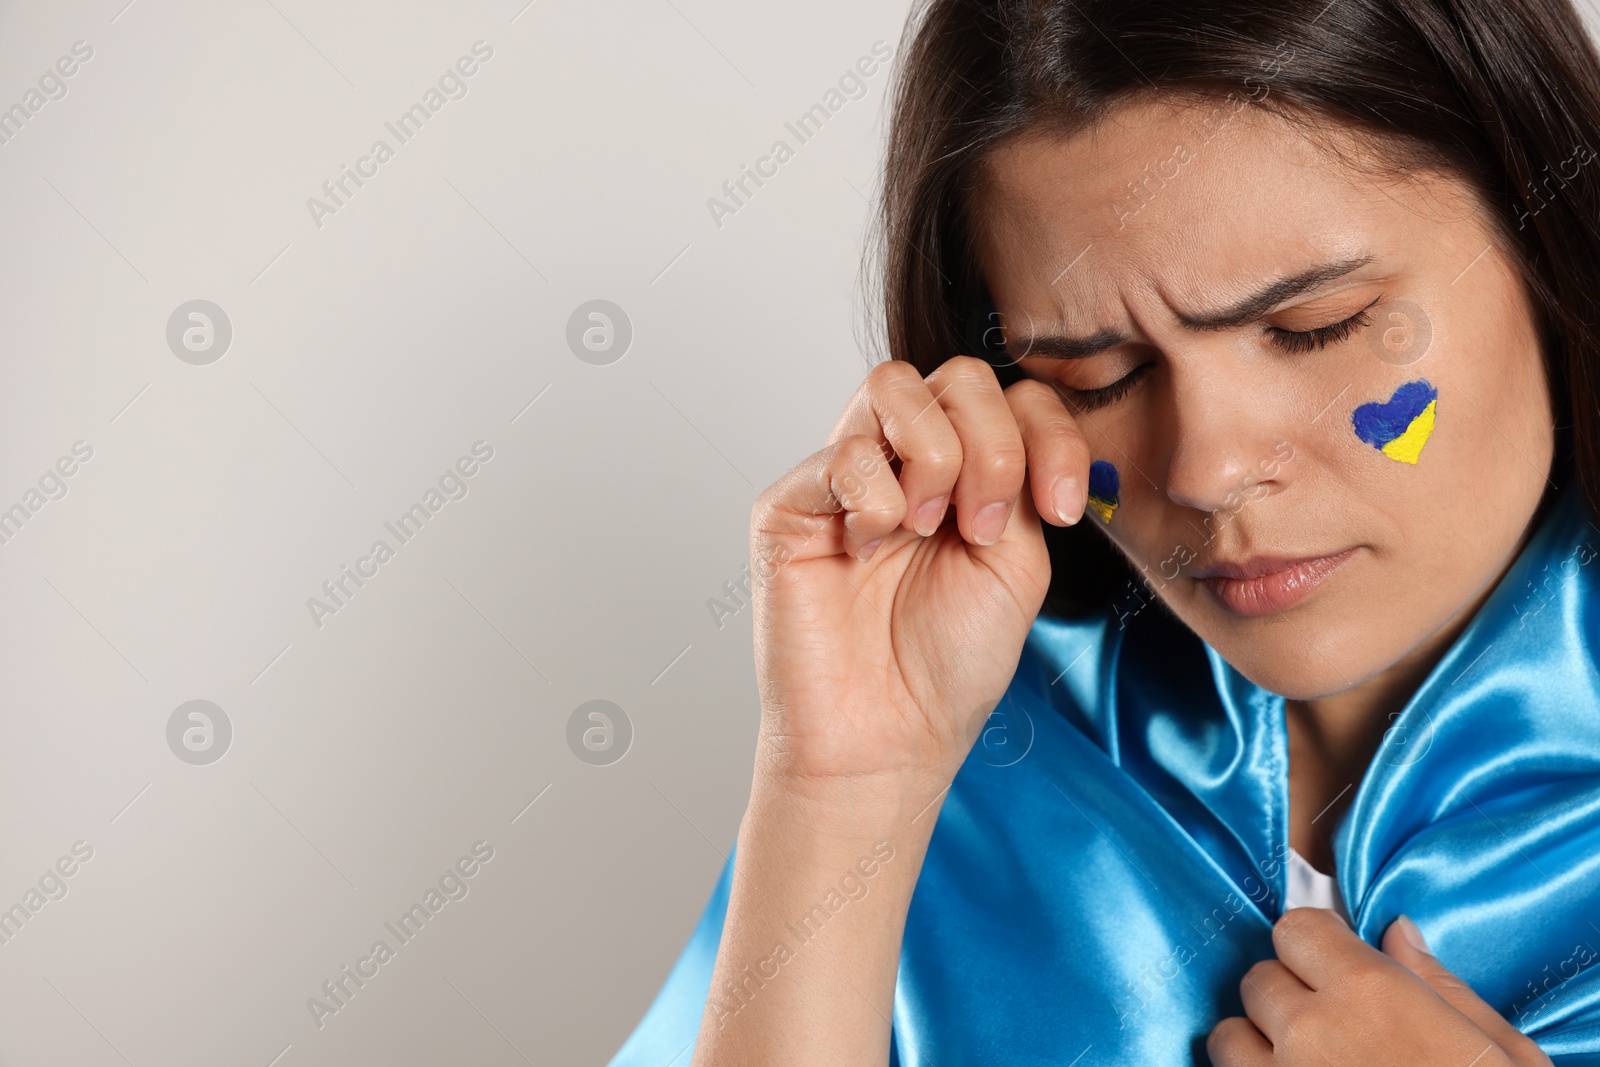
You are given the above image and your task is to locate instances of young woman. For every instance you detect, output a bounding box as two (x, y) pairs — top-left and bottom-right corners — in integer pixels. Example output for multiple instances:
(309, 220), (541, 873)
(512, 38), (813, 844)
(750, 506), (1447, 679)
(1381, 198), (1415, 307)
(613, 0), (1600, 1062)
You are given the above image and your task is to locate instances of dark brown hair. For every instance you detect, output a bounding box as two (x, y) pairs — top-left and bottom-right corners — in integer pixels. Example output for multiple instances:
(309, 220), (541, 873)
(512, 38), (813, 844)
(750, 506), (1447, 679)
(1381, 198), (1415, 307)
(863, 0), (1600, 617)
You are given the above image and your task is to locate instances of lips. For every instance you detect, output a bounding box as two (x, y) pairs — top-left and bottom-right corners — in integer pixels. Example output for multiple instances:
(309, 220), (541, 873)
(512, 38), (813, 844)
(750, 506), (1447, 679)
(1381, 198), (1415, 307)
(1194, 548), (1358, 616)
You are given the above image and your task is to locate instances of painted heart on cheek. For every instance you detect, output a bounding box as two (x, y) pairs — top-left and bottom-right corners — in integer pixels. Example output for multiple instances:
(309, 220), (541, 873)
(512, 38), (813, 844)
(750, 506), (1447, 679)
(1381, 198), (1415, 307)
(1086, 460), (1120, 523)
(1351, 379), (1438, 464)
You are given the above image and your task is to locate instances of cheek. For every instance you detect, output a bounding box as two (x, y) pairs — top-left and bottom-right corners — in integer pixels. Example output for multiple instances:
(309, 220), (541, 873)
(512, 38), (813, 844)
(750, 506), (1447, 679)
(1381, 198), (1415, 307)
(1083, 456), (1181, 578)
(1348, 378), (1439, 465)
(1086, 459), (1121, 524)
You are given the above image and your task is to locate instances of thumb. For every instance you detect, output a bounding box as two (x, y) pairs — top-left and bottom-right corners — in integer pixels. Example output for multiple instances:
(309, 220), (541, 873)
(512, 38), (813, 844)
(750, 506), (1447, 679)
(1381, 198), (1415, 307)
(1382, 915), (1532, 1052)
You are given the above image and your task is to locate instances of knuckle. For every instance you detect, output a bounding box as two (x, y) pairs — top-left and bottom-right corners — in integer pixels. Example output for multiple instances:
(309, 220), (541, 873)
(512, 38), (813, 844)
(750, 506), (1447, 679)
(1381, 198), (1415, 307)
(1276, 989), (1313, 1028)
(1008, 381), (1077, 428)
(1272, 1020), (1318, 1060)
(836, 433), (885, 469)
(1506, 1029), (1550, 1061)
(867, 358), (921, 398)
(1430, 973), (1474, 1000)
(941, 354), (999, 385)
(1338, 960), (1395, 1002)
(870, 357), (918, 382)
(831, 438), (892, 506)
(833, 472), (869, 507)
(1006, 377), (1058, 405)
(976, 441), (1027, 480)
(915, 444), (964, 478)
(1273, 906), (1323, 943)
(1206, 1017), (1251, 1061)
(854, 444), (893, 480)
(750, 480), (787, 528)
(1241, 959), (1278, 987)
(844, 435), (896, 483)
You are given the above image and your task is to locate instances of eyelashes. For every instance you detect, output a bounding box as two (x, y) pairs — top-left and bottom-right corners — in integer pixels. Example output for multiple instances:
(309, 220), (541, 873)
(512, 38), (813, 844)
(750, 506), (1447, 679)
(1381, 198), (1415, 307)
(1064, 363), (1153, 413)
(1263, 295), (1381, 354)
(1062, 295), (1386, 413)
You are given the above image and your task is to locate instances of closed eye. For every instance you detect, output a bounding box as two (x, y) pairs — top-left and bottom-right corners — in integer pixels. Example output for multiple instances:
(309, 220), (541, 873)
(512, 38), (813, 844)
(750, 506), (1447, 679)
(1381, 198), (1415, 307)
(1265, 294), (1383, 354)
(1059, 362), (1153, 413)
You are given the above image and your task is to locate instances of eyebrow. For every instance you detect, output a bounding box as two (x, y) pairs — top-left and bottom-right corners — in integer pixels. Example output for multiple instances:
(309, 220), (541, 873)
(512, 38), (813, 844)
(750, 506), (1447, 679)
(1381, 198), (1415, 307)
(1011, 254), (1378, 360)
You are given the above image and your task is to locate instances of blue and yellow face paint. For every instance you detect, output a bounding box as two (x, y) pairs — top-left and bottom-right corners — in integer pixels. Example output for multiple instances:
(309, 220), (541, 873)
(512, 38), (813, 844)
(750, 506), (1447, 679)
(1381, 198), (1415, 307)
(1086, 460), (1120, 523)
(1351, 379), (1437, 464)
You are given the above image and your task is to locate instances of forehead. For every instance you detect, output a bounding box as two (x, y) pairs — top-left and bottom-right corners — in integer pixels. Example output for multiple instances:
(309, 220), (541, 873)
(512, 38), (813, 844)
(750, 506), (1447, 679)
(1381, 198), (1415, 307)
(968, 95), (1445, 320)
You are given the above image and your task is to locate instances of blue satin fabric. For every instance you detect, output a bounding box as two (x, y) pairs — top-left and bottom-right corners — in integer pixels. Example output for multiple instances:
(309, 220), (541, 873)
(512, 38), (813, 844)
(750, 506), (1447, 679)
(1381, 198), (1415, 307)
(611, 481), (1600, 1065)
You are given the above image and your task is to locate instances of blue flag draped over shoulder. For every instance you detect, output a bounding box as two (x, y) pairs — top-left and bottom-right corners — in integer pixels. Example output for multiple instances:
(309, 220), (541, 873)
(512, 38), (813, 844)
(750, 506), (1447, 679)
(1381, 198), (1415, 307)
(610, 481), (1600, 1066)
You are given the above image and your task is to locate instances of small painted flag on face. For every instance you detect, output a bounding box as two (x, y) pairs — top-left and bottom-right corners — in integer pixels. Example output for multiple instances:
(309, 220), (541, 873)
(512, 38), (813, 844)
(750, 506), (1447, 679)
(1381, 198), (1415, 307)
(1087, 460), (1120, 524)
(1351, 379), (1438, 464)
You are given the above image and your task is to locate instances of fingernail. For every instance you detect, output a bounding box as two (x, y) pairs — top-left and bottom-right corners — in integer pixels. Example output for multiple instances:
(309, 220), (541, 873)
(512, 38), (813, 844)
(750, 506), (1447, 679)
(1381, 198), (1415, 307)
(914, 496), (948, 536)
(857, 537), (884, 561)
(1397, 914), (1430, 954)
(973, 502), (1009, 545)
(1051, 476), (1084, 525)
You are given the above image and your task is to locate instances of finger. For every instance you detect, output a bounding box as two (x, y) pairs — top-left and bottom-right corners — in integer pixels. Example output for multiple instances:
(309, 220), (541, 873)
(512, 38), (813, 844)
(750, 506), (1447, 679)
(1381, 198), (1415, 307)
(1273, 906), (1375, 990)
(828, 360), (963, 537)
(751, 434), (908, 566)
(922, 355), (1027, 546)
(1005, 377), (1091, 526)
(1237, 958), (1311, 1049)
(1206, 1015), (1273, 1067)
(1382, 915), (1539, 1057)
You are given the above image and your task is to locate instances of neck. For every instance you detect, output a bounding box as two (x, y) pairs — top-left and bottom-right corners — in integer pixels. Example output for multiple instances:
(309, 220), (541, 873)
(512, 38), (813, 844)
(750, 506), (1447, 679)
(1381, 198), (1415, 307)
(1289, 630), (1445, 770)
(1284, 516), (1540, 868)
(1283, 627), (1459, 870)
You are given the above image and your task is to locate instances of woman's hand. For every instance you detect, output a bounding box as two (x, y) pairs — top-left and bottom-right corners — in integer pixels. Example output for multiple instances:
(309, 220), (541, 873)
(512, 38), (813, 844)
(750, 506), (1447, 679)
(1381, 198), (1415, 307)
(749, 355), (1091, 793)
(1208, 908), (1553, 1066)
(693, 357), (1088, 1066)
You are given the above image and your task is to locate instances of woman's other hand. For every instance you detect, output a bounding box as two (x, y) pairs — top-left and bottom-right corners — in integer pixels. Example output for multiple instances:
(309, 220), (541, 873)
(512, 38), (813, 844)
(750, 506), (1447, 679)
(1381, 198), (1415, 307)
(1208, 908), (1553, 1067)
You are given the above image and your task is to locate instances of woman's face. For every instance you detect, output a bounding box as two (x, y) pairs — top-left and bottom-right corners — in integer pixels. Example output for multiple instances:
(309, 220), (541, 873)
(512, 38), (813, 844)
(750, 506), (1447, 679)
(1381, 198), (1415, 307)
(971, 94), (1555, 699)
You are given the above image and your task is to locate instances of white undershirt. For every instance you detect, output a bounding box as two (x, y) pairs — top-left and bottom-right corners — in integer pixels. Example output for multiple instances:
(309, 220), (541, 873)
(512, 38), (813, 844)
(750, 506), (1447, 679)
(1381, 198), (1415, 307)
(1284, 846), (1350, 922)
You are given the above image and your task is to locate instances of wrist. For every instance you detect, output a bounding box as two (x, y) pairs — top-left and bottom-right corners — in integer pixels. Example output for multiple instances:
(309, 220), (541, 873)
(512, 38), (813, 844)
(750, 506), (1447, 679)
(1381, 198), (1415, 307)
(752, 768), (963, 823)
(753, 724), (963, 800)
(745, 765), (953, 854)
(734, 773), (939, 936)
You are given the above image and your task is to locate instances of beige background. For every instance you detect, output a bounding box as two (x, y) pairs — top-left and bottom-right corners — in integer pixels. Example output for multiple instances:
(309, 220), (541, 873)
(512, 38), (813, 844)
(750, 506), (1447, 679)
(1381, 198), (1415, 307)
(0, 1), (912, 1063)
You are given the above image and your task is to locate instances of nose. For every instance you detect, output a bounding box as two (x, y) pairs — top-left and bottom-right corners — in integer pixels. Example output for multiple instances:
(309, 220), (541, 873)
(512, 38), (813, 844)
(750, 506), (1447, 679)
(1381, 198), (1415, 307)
(1161, 364), (1292, 515)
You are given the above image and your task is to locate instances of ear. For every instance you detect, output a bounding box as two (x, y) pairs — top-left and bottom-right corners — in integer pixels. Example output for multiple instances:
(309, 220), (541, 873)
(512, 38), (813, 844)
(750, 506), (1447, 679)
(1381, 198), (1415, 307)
(1381, 915), (1540, 1056)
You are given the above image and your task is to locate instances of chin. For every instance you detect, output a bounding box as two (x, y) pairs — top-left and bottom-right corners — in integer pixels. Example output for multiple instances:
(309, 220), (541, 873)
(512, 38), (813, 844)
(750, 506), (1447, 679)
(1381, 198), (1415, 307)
(1196, 613), (1400, 700)
(1219, 652), (1363, 700)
